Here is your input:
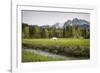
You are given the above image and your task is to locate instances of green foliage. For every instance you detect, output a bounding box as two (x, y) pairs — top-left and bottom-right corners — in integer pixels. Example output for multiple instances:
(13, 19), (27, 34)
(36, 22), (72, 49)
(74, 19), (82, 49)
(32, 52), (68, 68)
(41, 28), (49, 38)
(81, 29), (90, 39)
(72, 25), (82, 38)
(55, 29), (63, 38)
(32, 26), (41, 38)
(22, 23), (29, 38)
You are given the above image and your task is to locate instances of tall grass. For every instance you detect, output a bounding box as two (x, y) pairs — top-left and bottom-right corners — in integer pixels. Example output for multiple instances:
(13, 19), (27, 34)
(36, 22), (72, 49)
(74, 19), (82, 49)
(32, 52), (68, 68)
(22, 38), (90, 48)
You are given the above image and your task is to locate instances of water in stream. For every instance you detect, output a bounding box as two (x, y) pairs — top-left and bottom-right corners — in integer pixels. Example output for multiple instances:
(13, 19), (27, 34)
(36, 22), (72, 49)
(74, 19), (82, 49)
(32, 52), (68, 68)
(24, 48), (77, 60)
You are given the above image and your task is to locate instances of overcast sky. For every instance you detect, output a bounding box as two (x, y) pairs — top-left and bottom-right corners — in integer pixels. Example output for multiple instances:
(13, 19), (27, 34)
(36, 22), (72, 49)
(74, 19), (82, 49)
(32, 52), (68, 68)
(22, 10), (90, 26)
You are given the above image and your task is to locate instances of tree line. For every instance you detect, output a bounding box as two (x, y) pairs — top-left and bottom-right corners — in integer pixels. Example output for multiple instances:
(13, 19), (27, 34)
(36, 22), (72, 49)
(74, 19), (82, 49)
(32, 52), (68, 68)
(22, 23), (90, 39)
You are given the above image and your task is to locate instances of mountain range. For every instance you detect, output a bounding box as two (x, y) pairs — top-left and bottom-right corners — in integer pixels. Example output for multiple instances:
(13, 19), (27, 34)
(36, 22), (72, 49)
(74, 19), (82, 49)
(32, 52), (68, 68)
(40, 18), (90, 29)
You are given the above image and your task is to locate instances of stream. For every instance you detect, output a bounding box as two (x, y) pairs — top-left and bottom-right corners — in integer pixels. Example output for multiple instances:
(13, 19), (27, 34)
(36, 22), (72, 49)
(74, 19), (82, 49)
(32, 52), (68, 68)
(24, 48), (76, 60)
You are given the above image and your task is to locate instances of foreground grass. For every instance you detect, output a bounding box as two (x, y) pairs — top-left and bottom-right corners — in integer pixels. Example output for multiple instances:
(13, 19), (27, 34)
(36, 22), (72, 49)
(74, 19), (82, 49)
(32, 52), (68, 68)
(22, 38), (90, 48)
(22, 49), (65, 62)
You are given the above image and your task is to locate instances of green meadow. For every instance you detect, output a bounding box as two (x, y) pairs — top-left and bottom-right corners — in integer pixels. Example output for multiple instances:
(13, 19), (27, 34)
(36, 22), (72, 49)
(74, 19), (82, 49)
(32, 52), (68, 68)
(22, 38), (89, 47)
(22, 38), (90, 62)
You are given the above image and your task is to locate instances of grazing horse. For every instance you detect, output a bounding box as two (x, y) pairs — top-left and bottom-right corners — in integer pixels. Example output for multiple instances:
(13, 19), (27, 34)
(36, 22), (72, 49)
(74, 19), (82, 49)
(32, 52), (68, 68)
(51, 37), (57, 40)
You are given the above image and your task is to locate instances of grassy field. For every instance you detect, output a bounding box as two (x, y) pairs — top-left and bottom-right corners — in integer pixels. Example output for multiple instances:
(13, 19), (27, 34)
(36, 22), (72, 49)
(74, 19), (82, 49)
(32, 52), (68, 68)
(22, 38), (90, 62)
(22, 38), (90, 48)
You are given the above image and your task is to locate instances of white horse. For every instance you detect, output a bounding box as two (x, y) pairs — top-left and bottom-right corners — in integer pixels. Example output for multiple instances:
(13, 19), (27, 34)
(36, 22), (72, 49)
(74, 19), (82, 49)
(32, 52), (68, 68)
(51, 37), (57, 40)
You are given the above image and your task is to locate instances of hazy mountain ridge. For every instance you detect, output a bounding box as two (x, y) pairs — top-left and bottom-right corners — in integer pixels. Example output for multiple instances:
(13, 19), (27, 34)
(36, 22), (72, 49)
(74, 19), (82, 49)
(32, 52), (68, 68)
(28, 18), (90, 29)
(45, 18), (90, 29)
(64, 18), (90, 29)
